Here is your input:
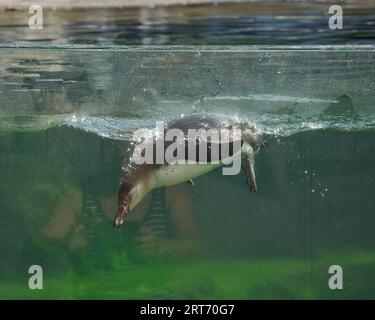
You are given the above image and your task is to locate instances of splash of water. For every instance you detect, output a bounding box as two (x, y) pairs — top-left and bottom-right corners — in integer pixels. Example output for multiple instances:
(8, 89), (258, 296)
(1, 93), (375, 140)
(1, 111), (375, 141)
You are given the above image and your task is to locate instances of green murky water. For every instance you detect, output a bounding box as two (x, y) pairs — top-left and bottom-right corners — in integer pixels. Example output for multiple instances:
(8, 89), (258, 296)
(1, 46), (375, 299)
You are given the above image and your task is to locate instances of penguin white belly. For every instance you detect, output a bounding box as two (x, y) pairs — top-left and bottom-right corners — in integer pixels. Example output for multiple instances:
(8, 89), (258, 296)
(153, 163), (220, 187)
(152, 143), (249, 188)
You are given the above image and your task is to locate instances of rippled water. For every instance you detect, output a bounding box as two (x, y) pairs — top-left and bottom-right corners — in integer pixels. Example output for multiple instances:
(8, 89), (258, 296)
(1, 1), (375, 45)
(1, 46), (375, 138)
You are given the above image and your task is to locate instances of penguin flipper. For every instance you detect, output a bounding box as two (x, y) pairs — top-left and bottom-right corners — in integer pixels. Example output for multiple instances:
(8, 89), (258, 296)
(242, 150), (257, 193)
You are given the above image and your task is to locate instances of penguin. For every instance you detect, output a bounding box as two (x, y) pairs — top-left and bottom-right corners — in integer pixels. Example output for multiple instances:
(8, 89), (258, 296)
(114, 113), (264, 229)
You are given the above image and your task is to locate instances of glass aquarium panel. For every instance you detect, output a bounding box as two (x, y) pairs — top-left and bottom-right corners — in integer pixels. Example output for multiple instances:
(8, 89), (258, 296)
(0, 45), (374, 299)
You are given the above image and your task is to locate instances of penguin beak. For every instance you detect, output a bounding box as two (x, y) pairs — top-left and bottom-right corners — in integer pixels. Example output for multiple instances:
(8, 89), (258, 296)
(114, 203), (129, 230)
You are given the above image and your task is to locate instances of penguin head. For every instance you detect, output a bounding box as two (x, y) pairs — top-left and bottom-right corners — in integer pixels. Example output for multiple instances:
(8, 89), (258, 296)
(114, 167), (153, 230)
